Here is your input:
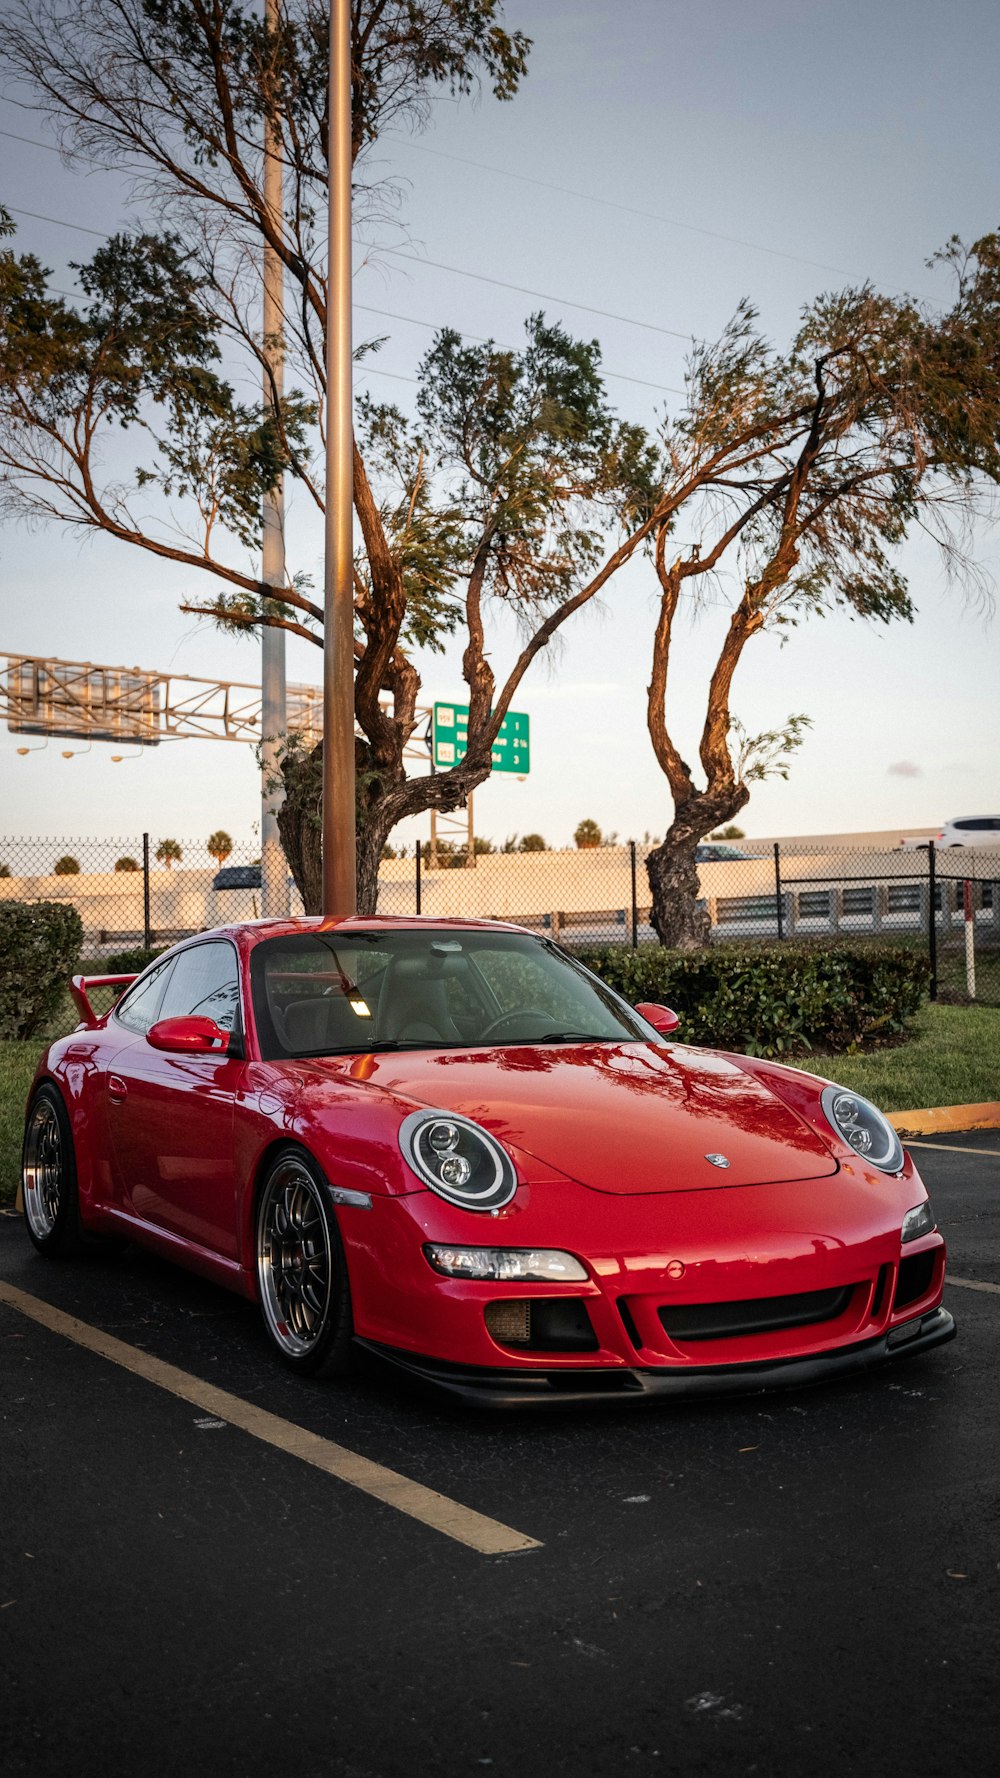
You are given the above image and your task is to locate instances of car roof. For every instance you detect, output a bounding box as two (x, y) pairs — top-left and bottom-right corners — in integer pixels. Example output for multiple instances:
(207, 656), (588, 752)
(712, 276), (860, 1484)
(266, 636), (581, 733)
(208, 914), (537, 946)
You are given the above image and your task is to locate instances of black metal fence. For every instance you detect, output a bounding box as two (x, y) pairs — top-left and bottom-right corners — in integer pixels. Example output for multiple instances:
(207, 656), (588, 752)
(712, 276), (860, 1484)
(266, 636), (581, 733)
(1, 833), (998, 1006)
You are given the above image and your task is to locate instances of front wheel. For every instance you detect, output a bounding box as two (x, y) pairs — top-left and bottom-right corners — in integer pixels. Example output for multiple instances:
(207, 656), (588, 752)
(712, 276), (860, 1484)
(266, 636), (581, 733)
(22, 1084), (81, 1258)
(255, 1149), (354, 1377)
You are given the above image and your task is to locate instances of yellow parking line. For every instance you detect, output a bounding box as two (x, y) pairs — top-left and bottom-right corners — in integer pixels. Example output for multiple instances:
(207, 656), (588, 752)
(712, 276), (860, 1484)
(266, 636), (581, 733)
(947, 1277), (1000, 1296)
(0, 1280), (541, 1557)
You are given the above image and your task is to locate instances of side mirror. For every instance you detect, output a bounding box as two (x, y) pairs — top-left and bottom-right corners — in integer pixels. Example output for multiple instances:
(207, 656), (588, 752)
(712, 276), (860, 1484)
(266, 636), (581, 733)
(147, 1015), (230, 1055)
(635, 1001), (681, 1037)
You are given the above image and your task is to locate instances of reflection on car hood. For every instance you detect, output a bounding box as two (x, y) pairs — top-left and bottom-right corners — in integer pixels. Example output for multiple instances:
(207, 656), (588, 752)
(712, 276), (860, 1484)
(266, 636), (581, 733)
(348, 1041), (837, 1193)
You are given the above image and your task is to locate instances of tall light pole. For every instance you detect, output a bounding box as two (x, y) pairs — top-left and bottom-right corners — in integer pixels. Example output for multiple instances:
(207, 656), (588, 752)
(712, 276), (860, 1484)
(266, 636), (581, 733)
(322, 0), (357, 915)
(261, 0), (288, 918)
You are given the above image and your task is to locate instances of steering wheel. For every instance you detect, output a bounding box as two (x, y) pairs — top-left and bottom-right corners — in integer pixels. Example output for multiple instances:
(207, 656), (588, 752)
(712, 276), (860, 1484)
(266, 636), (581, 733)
(479, 1007), (554, 1041)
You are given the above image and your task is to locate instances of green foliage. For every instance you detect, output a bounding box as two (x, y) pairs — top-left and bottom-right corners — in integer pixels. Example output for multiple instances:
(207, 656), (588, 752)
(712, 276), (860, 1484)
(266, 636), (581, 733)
(0, 900), (84, 1040)
(52, 855), (80, 876)
(206, 830), (233, 865)
(572, 942), (930, 1058)
(712, 826), (746, 840)
(93, 945), (166, 975)
(0, 863), (12, 878)
(574, 819), (602, 849)
(155, 838), (182, 868)
(114, 856), (140, 872)
(519, 832), (547, 851)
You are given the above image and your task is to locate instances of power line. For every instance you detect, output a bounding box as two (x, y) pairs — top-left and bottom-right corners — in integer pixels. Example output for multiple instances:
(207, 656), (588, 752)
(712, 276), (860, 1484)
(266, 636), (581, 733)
(356, 302), (684, 396)
(8, 203), (109, 238)
(388, 137), (871, 285)
(372, 244), (693, 340)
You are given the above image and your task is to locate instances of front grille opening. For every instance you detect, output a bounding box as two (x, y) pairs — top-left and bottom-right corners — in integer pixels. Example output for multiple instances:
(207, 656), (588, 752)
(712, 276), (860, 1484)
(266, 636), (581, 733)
(659, 1284), (853, 1343)
(485, 1298), (599, 1353)
(617, 1298), (642, 1352)
(894, 1251), (936, 1312)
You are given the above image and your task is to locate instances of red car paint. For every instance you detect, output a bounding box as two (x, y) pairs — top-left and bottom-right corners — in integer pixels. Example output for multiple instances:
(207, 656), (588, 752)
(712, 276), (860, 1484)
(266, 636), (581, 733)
(26, 916), (954, 1402)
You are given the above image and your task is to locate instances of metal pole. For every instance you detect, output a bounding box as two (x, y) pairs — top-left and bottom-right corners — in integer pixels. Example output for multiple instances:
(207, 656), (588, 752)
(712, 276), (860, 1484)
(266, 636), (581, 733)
(774, 841), (784, 940)
(630, 840), (638, 948)
(415, 839), (422, 915)
(321, 0), (357, 916)
(142, 831), (151, 950)
(927, 841), (938, 1000)
(261, 0), (287, 918)
(963, 878), (976, 1000)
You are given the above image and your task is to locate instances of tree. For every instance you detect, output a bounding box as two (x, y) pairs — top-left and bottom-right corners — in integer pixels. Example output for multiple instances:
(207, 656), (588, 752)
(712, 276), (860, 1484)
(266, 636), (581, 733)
(114, 856), (140, 872)
(0, 863), (11, 878)
(53, 855), (80, 875)
(639, 240), (1000, 945)
(712, 826), (745, 840)
(574, 819), (602, 849)
(519, 833), (547, 851)
(1, 3), (576, 914)
(207, 830), (234, 867)
(156, 839), (182, 870)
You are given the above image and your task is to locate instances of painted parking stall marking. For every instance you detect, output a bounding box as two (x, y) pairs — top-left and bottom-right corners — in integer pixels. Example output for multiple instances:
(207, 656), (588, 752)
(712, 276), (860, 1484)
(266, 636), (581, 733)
(947, 1277), (1000, 1296)
(0, 1280), (541, 1557)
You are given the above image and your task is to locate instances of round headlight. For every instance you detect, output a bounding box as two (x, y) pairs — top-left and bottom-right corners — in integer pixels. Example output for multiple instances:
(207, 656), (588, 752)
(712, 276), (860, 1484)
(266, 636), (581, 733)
(820, 1085), (904, 1173)
(398, 1110), (518, 1211)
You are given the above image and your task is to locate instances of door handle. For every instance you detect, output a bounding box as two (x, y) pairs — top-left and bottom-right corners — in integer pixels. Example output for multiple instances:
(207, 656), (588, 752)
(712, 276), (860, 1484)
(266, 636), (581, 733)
(108, 1075), (128, 1103)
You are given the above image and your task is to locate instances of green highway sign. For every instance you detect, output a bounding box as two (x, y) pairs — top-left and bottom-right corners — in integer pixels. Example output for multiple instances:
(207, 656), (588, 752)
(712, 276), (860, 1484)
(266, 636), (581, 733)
(432, 702), (530, 775)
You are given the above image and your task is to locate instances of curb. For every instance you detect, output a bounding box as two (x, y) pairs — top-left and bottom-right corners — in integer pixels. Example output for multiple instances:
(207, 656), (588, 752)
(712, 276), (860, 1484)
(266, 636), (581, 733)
(888, 1101), (1000, 1137)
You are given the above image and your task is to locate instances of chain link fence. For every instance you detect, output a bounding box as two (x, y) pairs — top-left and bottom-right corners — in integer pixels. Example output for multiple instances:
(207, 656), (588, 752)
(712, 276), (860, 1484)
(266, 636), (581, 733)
(1, 833), (998, 1005)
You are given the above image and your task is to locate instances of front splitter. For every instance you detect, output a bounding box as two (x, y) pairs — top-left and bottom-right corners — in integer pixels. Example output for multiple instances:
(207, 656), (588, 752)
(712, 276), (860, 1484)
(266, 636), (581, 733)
(355, 1306), (957, 1408)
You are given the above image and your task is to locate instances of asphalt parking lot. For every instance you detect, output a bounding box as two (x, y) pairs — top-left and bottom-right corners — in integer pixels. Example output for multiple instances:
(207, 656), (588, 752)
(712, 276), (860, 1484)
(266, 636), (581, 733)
(1, 1130), (998, 1778)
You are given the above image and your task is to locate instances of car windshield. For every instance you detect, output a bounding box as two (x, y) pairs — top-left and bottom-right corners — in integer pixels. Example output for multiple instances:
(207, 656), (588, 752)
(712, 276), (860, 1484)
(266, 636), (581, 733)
(250, 929), (658, 1059)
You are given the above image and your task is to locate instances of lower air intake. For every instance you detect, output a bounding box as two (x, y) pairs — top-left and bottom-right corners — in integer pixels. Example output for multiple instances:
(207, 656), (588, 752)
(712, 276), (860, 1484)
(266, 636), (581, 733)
(659, 1284), (853, 1342)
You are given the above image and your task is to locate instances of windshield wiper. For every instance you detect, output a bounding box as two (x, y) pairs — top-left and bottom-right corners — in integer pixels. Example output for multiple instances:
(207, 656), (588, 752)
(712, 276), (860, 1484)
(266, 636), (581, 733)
(533, 1030), (614, 1044)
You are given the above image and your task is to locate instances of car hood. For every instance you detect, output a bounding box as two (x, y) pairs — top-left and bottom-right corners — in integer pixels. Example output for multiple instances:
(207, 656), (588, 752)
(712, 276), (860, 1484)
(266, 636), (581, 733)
(344, 1041), (838, 1194)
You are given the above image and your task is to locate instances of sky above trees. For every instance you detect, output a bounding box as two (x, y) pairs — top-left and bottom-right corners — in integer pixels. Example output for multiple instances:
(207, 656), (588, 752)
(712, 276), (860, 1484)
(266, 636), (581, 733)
(1, 0), (998, 847)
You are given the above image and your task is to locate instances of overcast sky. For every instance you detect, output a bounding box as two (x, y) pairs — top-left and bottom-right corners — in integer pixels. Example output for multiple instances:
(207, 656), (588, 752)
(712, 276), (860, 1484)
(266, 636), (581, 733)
(1, 0), (999, 854)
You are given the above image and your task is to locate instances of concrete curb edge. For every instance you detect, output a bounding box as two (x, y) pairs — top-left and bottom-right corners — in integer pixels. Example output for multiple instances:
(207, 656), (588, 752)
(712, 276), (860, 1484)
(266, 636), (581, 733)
(888, 1101), (1000, 1137)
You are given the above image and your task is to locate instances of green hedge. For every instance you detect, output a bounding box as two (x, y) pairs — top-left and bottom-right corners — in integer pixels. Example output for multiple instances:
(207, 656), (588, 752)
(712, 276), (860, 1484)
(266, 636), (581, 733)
(0, 901), (84, 1041)
(87, 944), (167, 975)
(572, 942), (930, 1057)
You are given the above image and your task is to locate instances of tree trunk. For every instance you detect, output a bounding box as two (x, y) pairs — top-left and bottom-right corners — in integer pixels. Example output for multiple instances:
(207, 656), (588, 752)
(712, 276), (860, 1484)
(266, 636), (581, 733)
(646, 791), (750, 948)
(276, 740), (324, 913)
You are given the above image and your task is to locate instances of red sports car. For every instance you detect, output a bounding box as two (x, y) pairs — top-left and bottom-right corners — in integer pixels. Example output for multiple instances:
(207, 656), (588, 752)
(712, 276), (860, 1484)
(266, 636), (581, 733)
(21, 916), (954, 1404)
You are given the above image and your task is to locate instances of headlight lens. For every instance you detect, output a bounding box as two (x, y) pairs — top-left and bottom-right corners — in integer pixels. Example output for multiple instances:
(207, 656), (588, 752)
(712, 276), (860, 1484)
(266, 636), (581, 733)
(901, 1201), (935, 1243)
(399, 1110), (517, 1211)
(820, 1085), (904, 1173)
(424, 1245), (588, 1281)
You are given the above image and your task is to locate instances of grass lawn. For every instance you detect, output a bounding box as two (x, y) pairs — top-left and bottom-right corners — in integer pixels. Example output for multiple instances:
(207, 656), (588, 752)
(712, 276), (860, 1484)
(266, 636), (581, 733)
(782, 1001), (1000, 1113)
(2, 1002), (997, 1209)
(0, 1042), (38, 1209)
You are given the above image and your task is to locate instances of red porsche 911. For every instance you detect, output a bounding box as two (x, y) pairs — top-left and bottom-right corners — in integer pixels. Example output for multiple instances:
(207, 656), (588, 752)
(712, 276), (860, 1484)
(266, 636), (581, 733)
(21, 917), (954, 1404)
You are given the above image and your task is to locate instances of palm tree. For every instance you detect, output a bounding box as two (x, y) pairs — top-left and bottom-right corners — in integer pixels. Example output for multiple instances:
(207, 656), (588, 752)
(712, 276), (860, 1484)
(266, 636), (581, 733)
(53, 855), (80, 875)
(156, 838), (182, 870)
(573, 819), (602, 850)
(206, 830), (233, 868)
(115, 856), (140, 872)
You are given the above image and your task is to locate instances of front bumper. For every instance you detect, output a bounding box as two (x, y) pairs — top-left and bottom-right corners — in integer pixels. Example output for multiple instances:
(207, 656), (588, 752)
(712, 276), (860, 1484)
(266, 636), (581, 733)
(357, 1305), (957, 1407)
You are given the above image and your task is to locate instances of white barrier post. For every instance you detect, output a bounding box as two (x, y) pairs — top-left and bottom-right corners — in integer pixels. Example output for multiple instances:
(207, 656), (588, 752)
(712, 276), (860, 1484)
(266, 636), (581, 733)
(964, 879), (976, 1000)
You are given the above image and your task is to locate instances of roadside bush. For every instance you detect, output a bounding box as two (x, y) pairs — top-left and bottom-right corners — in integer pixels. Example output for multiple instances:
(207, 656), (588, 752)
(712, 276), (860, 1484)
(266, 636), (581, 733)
(88, 945), (166, 975)
(0, 901), (84, 1040)
(572, 941), (930, 1057)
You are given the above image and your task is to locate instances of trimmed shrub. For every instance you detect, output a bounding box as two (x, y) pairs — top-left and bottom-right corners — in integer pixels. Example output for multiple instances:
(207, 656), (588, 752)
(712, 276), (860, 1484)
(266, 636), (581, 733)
(0, 901), (84, 1040)
(89, 945), (167, 975)
(572, 941), (930, 1058)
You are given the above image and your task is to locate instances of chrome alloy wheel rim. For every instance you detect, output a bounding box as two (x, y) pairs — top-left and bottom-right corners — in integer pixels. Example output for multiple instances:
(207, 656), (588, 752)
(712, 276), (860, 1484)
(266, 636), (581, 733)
(23, 1098), (63, 1240)
(257, 1163), (333, 1357)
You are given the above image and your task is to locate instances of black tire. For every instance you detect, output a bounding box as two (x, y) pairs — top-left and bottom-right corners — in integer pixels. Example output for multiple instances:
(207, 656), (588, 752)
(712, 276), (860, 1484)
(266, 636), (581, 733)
(22, 1083), (82, 1258)
(255, 1147), (354, 1378)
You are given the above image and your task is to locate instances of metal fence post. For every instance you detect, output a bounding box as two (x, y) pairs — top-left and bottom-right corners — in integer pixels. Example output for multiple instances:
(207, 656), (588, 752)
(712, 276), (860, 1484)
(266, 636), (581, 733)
(415, 839), (422, 915)
(629, 841), (638, 948)
(927, 841), (938, 1000)
(142, 831), (151, 950)
(774, 842), (784, 940)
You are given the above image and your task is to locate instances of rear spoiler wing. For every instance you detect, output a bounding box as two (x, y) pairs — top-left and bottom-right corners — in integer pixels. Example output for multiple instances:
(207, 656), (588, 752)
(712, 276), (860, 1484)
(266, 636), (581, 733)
(70, 974), (137, 1027)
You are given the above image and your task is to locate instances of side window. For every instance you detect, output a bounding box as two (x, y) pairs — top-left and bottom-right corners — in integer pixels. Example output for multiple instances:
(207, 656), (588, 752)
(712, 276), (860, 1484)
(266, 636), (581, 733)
(156, 942), (241, 1033)
(115, 957), (175, 1036)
